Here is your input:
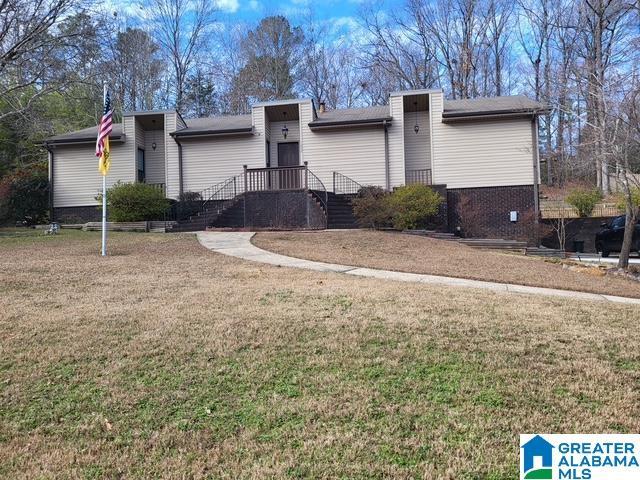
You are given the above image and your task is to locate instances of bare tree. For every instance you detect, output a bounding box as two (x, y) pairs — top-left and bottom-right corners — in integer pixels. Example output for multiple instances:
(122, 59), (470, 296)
(108, 27), (165, 112)
(0, 0), (82, 121)
(611, 80), (640, 268)
(360, 2), (439, 92)
(148, 0), (217, 113)
(576, 0), (633, 193)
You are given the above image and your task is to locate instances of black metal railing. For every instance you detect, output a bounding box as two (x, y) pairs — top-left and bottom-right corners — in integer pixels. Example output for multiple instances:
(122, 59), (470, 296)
(333, 171), (362, 195)
(405, 168), (432, 185)
(169, 164), (333, 227)
(199, 174), (242, 225)
(307, 168), (328, 215)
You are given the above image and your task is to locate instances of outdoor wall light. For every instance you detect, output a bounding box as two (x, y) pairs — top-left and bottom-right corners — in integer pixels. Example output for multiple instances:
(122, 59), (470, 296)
(282, 111), (288, 139)
(152, 142), (157, 150)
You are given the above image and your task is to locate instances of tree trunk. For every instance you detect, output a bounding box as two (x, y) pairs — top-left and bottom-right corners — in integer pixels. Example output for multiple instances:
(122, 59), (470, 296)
(617, 210), (637, 269)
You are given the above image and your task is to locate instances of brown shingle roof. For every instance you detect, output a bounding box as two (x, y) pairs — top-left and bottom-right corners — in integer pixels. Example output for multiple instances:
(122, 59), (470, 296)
(309, 106), (391, 128)
(173, 114), (253, 136)
(443, 95), (547, 118)
(46, 124), (124, 144)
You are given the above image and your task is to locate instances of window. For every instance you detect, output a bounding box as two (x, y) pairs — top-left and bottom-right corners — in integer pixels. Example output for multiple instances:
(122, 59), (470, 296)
(612, 216), (625, 229)
(137, 148), (145, 183)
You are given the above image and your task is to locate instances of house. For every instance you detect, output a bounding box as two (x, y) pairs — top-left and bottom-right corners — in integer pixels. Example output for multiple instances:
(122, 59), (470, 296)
(521, 435), (554, 476)
(44, 88), (547, 239)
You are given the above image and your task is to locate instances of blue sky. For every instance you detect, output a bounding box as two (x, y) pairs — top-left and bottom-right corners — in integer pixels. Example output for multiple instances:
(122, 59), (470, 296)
(113, 0), (395, 40)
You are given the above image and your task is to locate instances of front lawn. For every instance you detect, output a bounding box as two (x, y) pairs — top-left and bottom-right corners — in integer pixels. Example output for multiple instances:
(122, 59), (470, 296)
(0, 231), (639, 478)
(253, 230), (640, 299)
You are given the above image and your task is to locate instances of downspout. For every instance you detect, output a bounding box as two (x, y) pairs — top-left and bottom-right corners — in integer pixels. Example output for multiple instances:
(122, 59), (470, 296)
(383, 120), (390, 191)
(45, 142), (54, 221)
(532, 116), (541, 243)
(174, 136), (184, 198)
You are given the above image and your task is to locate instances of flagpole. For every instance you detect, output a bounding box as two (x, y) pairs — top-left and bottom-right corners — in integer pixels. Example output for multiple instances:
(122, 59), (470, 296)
(101, 83), (107, 257)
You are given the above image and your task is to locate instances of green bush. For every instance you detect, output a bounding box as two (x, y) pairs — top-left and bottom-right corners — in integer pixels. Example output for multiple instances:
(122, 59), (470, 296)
(566, 187), (603, 217)
(0, 163), (49, 225)
(351, 186), (393, 229)
(388, 184), (443, 230)
(99, 182), (170, 222)
(615, 187), (640, 212)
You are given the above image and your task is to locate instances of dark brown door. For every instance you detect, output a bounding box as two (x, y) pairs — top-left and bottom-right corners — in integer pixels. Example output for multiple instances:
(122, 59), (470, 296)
(278, 142), (300, 189)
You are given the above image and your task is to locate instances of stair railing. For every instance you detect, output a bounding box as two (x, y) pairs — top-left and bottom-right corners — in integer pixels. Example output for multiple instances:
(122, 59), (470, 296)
(306, 164), (328, 215)
(405, 168), (432, 185)
(199, 174), (243, 225)
(333, 171), (363, 195)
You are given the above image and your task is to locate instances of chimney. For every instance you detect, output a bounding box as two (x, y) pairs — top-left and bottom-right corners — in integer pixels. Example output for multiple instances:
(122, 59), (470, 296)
(319, 101), (326, 113)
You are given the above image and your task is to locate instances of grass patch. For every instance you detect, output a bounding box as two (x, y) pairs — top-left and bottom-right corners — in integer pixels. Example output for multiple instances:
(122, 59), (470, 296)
(0, 231), (638, 478)
(253, 230), (640, 298)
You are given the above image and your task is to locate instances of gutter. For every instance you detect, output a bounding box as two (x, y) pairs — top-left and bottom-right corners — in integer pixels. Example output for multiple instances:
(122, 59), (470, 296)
(532, 117), (541, 241)
(44, 141), (54, 222)
(43, 135), (125, 146)
(170, 127), (254, 139)
(173, 136), (184, 197)
(308, 118), (392, 130)
(442, 109), (551, 122)
(383, 120), (390, 191)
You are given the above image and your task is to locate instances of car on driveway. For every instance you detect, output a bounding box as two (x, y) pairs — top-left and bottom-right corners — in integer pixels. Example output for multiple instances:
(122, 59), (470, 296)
(595, 215), (640, 257)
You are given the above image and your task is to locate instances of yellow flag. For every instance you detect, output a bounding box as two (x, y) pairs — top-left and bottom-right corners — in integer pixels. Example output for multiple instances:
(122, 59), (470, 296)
(98, 137), (110, 176)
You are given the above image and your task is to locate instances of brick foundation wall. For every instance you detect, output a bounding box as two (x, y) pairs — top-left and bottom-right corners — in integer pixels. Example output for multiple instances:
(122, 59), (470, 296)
(53, 206), (101, 223)
(244, 191), (326, 230)
(446, 185), (537, 243)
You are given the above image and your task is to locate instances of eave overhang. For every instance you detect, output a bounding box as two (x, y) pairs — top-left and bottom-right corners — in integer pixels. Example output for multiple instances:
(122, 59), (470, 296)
(308, 117), (392, 130)
(170, 127), (254, 139)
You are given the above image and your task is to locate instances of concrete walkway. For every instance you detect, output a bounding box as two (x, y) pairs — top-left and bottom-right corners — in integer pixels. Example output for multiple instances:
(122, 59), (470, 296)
(197, 232), (640, 305)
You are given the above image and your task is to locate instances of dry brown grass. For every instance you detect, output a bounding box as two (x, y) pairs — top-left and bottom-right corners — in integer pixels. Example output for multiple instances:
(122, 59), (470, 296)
(1, 230), (639, 479)
(253, 230), (640, 299)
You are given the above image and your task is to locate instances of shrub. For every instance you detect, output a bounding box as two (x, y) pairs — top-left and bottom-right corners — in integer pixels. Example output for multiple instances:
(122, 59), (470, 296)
(99, 182), (170, 222)
(566, 187), (602, 217)
(615, 187), (640, 212)
(0, 163), (49, 225)
(388, 184), (443, 230)
(351, 186), (393, 229)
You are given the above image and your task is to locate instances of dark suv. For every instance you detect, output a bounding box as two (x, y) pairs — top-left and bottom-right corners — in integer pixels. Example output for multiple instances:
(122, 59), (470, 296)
(595, 215), (640, 257)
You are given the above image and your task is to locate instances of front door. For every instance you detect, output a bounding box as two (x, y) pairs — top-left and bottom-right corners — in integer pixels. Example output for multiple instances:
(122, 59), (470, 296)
(278, 142), (300, 189)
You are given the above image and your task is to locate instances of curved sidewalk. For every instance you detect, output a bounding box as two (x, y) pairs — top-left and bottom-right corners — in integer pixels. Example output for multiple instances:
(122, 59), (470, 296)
(197, 232), (640, 305)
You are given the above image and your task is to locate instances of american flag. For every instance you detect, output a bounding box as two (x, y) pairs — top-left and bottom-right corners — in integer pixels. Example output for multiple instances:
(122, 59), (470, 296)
(96, 89), (113, 175)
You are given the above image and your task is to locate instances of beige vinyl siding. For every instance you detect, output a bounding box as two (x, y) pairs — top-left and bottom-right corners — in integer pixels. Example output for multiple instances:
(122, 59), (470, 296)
(299, 102), (386, 189)
(431, 95), (534, 188)
(264, 111), (271, 165)
(181, 135), (265, 193)
(53, 116), (135, 207)
(144, 129), (165, 185)
(180, 108), (263, 194)
(270, 120), (300, 165)
(387, 95), (405, 188)
(164, 112), (181, 199)
(403, 110), (431, 173)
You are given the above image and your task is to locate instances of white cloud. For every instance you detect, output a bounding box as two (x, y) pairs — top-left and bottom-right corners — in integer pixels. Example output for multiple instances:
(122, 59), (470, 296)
(215, 0), (239, 13)
(248, 0), (261, 11)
